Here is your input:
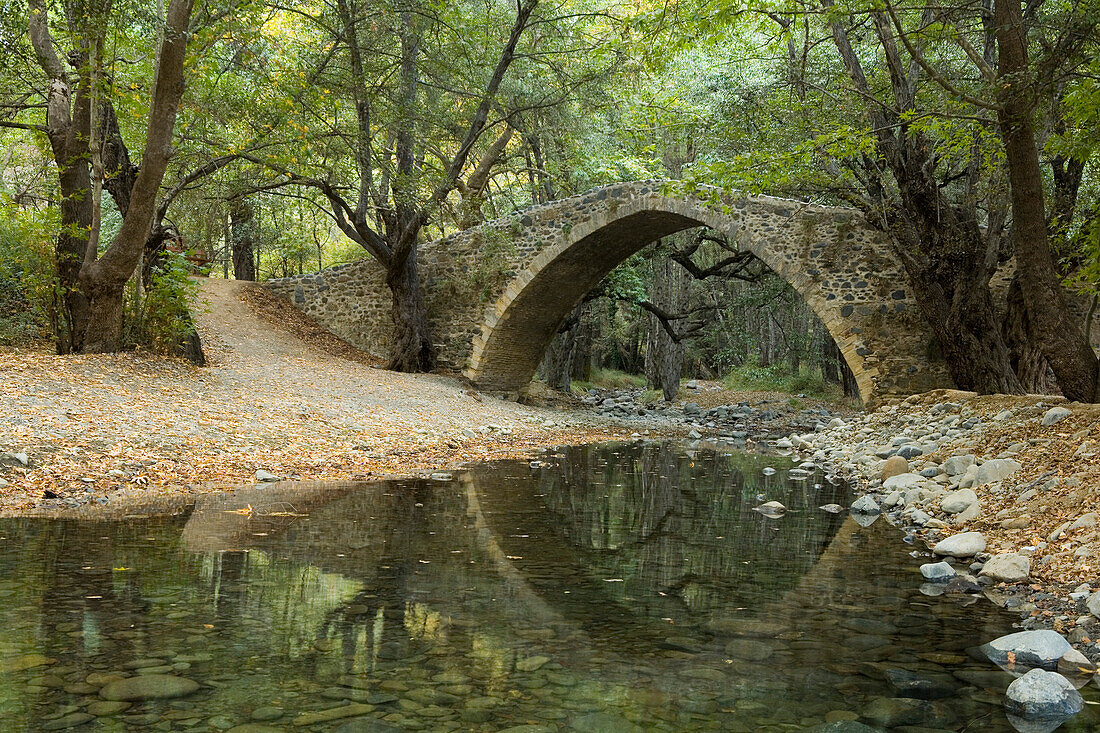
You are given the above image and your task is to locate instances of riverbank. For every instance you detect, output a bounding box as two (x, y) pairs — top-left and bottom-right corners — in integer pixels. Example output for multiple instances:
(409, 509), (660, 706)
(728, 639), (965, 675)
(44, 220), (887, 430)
(789, 390), (1100, 656)
(2, 279), (841, 516)
(0, 279), (633, 515)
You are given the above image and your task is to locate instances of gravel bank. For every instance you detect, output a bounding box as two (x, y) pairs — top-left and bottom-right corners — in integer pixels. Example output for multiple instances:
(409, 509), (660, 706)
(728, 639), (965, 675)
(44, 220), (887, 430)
(0, 279), (629, 514)
(787, 389), (1100, 659)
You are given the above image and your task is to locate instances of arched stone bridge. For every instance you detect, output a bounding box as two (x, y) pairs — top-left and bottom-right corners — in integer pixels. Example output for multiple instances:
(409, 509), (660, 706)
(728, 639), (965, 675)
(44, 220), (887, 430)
(265, 181), (953, 402)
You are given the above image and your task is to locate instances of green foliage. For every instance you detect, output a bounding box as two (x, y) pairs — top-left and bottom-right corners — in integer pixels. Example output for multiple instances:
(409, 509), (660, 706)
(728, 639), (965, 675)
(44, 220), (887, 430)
(722, 361), (838, 400)
(469, 227), (518, 303)
(0, 198), (58, 345)
(570, 368), (646, 393)
(123, 253), (200, 355)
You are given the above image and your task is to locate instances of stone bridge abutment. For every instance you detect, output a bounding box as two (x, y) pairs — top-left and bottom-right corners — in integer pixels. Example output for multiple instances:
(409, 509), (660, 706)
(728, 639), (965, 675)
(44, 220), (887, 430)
(265, 181), (954, 403)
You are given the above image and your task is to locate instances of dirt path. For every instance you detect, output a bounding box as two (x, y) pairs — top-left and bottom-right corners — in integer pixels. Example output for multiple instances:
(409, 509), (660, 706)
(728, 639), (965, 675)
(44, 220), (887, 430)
(0, 278), (623, 514)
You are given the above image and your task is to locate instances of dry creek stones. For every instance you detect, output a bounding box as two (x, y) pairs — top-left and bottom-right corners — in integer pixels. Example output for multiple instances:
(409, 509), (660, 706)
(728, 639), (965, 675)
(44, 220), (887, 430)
(880, 455), (908, 481)
(1041, 406), (1072, 426)
(932, 532), (986, 558)
(973, 458), (1022, 486)
(940, 489), (977, 514)
(851, 495), (880, 515)
(99, 674), (200, 701)
(978, 553), (1031, 583)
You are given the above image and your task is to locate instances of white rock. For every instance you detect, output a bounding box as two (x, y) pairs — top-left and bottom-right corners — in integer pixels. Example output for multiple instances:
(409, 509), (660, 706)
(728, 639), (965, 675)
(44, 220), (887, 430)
(883, 473), (925, 491)
(851, 495), (881, 514)
(974, 458), (1022, 486)
(882, 490), (903, 508)
(953, 502), (981, 526)
(254, 470), (281, 482)
(941, 488), (978, 514)
(979, 553), (1031, 583)
(920, 561), (956, 581)
(1004, 668), (1083, 720)
(932, 531), (986, 558)
(1041, 406), (1072, 427)
(1085, 591), (1100, 619)
(1069, 513), (1097, 531)
(981, 630), (1072, 670)
(942, 454), (976, 476)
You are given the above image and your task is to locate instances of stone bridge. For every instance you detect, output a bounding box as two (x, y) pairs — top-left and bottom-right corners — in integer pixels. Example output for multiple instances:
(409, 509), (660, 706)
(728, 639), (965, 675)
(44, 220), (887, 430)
(265, 181), (953, 402)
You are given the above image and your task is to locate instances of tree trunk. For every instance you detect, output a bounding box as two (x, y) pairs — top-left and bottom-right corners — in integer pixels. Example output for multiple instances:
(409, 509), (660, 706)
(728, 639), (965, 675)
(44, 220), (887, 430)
(1004, 274), (1053, 393)
(905, 260), (1022, 394)
(79, 0), (197, 353)
(55, 159), (93, 353)
(230, 199), (258, 281)
(385, 248), (436, 372)
(81, 280), (126, 354)
(645, 254), (685, 401)
(995, 0), (1098, 401)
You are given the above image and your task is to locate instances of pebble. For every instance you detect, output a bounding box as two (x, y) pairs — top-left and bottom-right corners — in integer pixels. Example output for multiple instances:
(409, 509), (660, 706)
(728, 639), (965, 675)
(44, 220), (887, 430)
(516, 655), (551, 672)
(250, 707), (283, 721)
(41, 714), (94, 731)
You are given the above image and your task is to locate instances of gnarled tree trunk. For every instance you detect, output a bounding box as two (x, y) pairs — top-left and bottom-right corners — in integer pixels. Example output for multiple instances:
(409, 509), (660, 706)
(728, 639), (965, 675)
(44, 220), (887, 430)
(385, 248), (436, 372)
(995, 0), (1098, 401)
(229, 198), (258, 281)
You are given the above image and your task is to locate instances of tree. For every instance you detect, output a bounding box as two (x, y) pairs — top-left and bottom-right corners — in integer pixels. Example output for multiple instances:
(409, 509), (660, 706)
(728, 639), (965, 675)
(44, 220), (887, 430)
(246, 0), (539, 371)
(19, 0), (196, 353)
(993, 0), (1099, 401)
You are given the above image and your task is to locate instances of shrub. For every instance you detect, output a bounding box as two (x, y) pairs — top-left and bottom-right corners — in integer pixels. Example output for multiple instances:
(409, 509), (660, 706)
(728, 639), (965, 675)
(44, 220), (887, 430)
(123, 252), (201, 354)
(0, 199), (58, 345)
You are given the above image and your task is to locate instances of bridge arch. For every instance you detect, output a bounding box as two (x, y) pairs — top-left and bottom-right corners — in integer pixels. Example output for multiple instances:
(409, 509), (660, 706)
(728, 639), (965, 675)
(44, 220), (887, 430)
(463, 182), (949, 403)
(265, 181), (953, 404)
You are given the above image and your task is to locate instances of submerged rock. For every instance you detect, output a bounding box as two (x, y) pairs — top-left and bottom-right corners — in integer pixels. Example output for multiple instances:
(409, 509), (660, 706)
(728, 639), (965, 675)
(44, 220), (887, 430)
(753, 501), (787, 517)
(99, 675), (200, 701)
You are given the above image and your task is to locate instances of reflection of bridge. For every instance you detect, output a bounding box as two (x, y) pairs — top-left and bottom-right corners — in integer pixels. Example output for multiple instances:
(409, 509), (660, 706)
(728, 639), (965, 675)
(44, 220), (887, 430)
(176, 445), (853, 656)
(266, 181), (954, 403)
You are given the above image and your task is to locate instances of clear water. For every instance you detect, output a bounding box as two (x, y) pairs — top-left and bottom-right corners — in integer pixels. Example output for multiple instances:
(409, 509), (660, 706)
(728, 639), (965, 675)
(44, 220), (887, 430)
(0, 441), (1094, 732)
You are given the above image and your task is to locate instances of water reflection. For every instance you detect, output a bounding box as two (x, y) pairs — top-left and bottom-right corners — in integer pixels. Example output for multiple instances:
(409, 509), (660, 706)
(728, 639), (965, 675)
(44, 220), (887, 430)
(0, 441), (1093, 731)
